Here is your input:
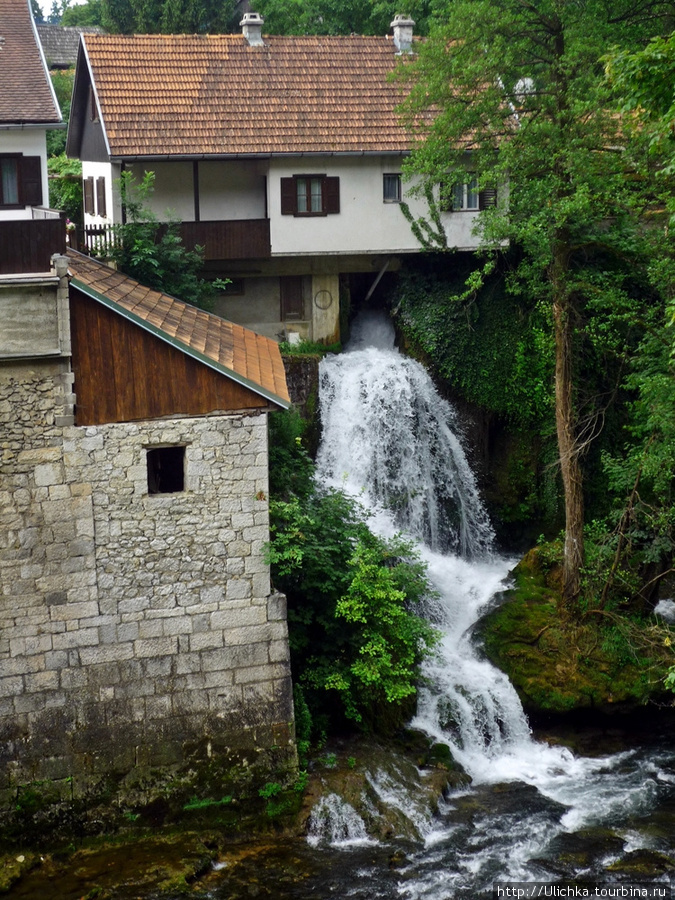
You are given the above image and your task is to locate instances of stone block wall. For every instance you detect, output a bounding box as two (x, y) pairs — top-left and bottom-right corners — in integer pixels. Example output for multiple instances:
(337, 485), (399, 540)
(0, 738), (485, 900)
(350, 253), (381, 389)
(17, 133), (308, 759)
(0, 373), (296, 817)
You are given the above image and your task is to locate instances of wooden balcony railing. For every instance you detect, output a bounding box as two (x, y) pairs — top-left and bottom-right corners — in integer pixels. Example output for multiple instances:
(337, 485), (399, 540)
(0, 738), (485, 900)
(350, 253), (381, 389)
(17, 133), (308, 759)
(179, 219), (271, 260)
(74, 218), (271, 261)
(0, 218), (67, 276)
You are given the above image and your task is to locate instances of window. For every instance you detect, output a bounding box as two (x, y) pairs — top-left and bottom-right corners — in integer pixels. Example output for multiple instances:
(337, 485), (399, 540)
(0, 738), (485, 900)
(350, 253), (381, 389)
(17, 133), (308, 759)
(147, 446), (185, 494)
(452, 178), (479, 211)
(383, 173), (402, 203)
(280, 175), (340, 216)
(1, 159), (19, 206)
(280, 275), (304, 320)
(89, 86), (99, 122)
(0, 155), (42, 208)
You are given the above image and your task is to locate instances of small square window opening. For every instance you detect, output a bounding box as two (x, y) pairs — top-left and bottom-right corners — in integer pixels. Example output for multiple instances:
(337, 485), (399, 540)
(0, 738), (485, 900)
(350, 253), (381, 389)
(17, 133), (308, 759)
(147, 446), (185, 494)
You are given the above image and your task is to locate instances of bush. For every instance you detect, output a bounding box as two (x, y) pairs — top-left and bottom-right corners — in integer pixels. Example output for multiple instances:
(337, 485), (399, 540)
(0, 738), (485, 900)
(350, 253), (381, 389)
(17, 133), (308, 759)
(268, 485), (438, 734)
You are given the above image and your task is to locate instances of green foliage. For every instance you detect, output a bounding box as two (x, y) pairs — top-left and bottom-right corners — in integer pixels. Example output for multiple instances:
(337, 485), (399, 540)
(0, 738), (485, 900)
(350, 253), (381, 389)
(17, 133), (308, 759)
(182, 795), (232, 811)
(279, 339), (341, 355)
(394, 257), (553, 428)
(254, 0), (443, 36)
(101, 0), (239, 33)
(47, 154), (82, 223)
(60, 0), (103, 25)
(268, 486), (438, 732)
(47, 69), (75, 157)
(103, 172), (226, 309)
(268, 408), (314, 502)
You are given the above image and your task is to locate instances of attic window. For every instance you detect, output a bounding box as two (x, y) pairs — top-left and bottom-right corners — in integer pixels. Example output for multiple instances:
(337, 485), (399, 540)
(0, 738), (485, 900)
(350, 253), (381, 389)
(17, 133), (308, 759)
(147, 446), (185, 494)
(89, 86), (99, 122)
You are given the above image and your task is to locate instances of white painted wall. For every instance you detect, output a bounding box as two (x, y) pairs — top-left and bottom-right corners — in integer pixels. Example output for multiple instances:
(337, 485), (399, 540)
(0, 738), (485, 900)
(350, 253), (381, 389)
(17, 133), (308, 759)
(0, 128), (50, 221)
(125, 160), (194, 221)
(81, 160), (121, 227)
(199, 160), (267, 220)
(268, 156), (483, 256)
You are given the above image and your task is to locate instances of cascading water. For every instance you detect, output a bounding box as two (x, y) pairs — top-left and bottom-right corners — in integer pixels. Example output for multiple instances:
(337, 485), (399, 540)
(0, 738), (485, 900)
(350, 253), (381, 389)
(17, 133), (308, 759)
(308, 310), (675, 897)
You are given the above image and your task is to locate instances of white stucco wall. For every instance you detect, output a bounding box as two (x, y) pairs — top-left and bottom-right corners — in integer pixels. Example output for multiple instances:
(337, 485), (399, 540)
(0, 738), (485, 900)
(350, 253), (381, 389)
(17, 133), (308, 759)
(198, 160), (267, 220)
(268, 156), (483, 256)
(0, 128), (50, 222)
(81, 160), (121, 228)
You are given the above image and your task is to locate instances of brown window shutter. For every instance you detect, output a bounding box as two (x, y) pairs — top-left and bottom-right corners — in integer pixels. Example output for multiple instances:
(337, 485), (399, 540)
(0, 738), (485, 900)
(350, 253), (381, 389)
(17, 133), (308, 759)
(280, 177), (296, 215)
(324, 176), (340, 214)
(84, 177), (95, 215)
(479, 187), (497, 210)
(20, 156), (43, 207)
(96, 177), (106, 217)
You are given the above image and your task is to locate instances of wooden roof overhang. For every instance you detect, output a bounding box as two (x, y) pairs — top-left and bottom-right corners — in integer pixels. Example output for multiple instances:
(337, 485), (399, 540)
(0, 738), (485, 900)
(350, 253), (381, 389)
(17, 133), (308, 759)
(70, 276), (290, 410)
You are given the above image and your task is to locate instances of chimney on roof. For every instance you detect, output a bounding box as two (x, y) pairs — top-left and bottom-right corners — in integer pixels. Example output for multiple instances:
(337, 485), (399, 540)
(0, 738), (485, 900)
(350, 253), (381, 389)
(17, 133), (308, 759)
(390, 14), (415, 54)
(240, 11), (265, 46)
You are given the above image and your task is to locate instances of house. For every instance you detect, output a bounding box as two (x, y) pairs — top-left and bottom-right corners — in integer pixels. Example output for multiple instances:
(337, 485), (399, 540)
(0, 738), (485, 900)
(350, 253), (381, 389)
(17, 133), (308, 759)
(0, 248), (297, 822)
(66, 14), (493, 343)
(0, 0), (66, 275)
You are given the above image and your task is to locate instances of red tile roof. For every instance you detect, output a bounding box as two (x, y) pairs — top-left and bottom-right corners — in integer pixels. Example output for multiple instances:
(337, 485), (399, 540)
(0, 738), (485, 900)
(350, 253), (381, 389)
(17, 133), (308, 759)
(81, 32), (416, 158)
(0, 0), (62, 124)
(66, 250), (290, 408)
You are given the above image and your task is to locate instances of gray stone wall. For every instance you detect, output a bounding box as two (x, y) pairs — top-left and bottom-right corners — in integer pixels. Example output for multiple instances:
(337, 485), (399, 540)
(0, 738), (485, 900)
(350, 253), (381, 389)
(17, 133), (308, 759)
(0, 371), (296, 816)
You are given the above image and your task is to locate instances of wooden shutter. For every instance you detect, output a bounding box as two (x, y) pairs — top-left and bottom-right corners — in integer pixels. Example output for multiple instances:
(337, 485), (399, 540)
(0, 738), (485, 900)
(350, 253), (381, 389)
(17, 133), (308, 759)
(324, 176), (340, 214)
(280, 276), (304, 320)
(479, 187), (497, 210)
(20, 156), (42, 207)
(83, 177), (95, 215)
(280, 177), (296, 215)
(96, 177), (107, 217)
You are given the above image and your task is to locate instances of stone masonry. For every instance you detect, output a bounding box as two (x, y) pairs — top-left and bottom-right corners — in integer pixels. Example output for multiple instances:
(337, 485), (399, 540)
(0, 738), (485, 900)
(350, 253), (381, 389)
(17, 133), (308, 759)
(0, 272), (296, 818)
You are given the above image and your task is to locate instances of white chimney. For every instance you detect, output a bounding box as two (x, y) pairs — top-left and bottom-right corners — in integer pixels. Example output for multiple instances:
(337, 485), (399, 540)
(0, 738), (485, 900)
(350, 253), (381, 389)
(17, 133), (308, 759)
(240, 11), (265, 46)
(390, 15), (415, 54)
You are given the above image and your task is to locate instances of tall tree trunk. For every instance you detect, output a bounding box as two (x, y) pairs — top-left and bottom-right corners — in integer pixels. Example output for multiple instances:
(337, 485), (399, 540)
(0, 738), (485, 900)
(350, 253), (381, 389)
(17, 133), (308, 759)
(552, 240), (584, 610)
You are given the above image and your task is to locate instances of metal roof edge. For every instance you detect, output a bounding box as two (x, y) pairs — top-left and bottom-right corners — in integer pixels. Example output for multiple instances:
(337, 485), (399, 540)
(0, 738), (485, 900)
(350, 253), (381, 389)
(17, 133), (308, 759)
(110, 150), (410, 162)
(69, 276), (290, 410)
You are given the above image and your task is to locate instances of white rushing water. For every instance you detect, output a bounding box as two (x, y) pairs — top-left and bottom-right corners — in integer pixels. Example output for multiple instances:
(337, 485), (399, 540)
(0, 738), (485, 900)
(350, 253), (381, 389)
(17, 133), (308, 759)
(310, 311), (672, 891)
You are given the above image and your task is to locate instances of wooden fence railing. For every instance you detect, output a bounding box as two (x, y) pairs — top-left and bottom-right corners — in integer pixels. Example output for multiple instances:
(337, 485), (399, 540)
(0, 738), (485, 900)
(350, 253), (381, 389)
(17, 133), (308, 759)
(72, 218), (271, 261)
(0, 219), (67, 275)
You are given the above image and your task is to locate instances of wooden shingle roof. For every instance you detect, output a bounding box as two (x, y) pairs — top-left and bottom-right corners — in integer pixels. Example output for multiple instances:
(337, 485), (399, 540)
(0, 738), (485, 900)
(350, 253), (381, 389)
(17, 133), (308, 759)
(80, 32), (415, 158)
(0, 0), (62, 124)
(66, 250), (290, 409)
(37, 24), (104, 69)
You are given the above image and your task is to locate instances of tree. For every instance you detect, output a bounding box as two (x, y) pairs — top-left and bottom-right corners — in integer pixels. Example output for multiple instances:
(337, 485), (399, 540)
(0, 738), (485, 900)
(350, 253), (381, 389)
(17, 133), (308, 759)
(100, 0), (240, 33)
(30, 0), (43, 21)
(254, 0), (442, 36)
(398, 0), (671, 608)
(61, 0), (104, 26)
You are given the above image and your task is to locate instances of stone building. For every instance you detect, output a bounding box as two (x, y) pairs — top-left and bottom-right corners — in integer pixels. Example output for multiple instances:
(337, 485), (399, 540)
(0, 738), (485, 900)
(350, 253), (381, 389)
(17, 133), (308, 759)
(0, 249), (296, 823)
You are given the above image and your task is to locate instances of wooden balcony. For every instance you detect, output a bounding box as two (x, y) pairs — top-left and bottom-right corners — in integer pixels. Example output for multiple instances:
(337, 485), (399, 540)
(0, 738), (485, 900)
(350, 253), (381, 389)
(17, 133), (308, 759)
(179, 219), (271, 260)
(0, 218), (67, 276)
(76, 218), (271, 262)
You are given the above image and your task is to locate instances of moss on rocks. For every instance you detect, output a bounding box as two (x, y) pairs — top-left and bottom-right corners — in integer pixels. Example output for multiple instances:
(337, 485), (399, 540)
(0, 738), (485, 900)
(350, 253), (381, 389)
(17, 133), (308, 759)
(479, 549), (671, 715)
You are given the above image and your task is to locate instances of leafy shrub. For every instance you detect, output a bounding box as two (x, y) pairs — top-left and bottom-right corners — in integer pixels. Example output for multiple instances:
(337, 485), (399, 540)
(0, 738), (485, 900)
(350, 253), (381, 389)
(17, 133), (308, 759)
(268, 485), (438, 734)
(102, 172), (228, 310)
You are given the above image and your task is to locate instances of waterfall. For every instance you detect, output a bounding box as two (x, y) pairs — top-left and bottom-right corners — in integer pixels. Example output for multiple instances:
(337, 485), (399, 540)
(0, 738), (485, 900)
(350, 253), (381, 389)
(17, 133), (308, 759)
(316, 312), (493, 558)
(316, 311), (532, 771)
(314, 311), (660, 833)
